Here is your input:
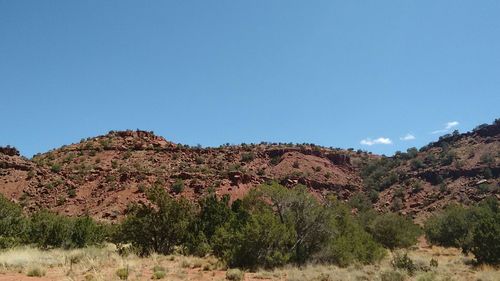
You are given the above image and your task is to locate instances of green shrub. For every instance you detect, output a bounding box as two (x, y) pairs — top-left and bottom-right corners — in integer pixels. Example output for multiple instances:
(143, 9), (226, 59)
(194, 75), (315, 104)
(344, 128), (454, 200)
(424, 204), (472, 249)
(152, 269), (166, 279)
(410, 159), (424, 170)
(241, 152), (255, 162)
(212, 183), (385, 269)
(469, 205), (500, 264)
(195, 156), (204, 164)
(270, 155), (281, 166)
(28, 210), (106, 249)
(391, 252), (416, 275)
(186, 192), (234, 255)
(480, 153), (495, 166)
(213, 207), (295, 269)
(51, 163), (62, 172)
(29, 210), (72, 248)
(0, 194), (28, 244)
(115, 267), (129, 280)
(360, 158), (400, 192)
(315, 200), (386, 267)
(369, 213), (421, 249)
(26, 267), (46, 277)
(424, 198), (500, 265)
(118, 186), (194, 255)
(226, 269), (244, 281)
(171, 179), (184, 194)
(152, 265), (166, 272)
(0, 236), (22, 249)
(67, 188), (77, 198)
(70, 216), (107, 248)
(348, 193), (373, 213)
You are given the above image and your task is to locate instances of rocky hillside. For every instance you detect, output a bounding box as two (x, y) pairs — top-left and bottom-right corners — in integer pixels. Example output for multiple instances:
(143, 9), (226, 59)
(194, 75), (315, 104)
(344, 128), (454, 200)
(1, 131), (365, 220)
(368, 121), (499, 220)
(1, 120), (498, 221)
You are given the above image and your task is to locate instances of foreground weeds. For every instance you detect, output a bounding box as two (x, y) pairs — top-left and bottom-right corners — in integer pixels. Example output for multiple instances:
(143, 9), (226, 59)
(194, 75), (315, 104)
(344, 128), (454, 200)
(0, 243), (498, 281)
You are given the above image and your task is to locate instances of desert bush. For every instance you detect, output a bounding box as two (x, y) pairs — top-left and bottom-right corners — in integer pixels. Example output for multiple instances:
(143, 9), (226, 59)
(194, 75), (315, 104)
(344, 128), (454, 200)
(212, 183), (385, 269)
(315, 200), (386, 266)
(410, 159), (424, 170)
(70, 216), (107, 248)
(368, 213), (421, 249)
(440, 151), (456, 165)
(0, 194), (28, 245)
(186, 191), (233, 255)
(480, 152), (495, 166)
(424, 204), (472, 249)
(115, 267), (129, 280)
(118, 186), (194, 255)
(29, 210), (106, 249)
(212, 207), (295, 269)
(27, 267), (46, 277)
(270, 155), (282, 166)
(360, 157), (400, 192)
(152, 270), (166, 279)
(348, 193), (373, 213)
(482, 168), (493, 179)
(67, 188), (77, 198)
(391, 251), (416, 275)
(152, 265), (167, 279)
(51, 163), (62, 172)
(241, 152), (255, 162)
(171, 179), (184, 193)
(469, 201), (500, 264)
(424, 198), (500, 264)
(29, 210), (72, 248)
(226, 268), (244, 281)
(195, 156), (204, 164)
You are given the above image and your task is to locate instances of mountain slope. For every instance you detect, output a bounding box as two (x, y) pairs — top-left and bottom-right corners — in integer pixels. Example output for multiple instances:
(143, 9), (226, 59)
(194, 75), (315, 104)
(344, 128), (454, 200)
(2, 130), (364, 219)
(368, 121), (499, 220)
(1, 120), (498, 221)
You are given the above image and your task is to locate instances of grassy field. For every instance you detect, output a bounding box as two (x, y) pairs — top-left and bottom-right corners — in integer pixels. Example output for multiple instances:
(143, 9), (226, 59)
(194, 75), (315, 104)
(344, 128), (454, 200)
(0, 241), (498, 281)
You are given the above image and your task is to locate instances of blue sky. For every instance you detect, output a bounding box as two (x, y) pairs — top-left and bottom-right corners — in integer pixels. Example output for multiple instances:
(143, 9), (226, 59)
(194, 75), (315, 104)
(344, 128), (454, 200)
(1, 1), (499, 157)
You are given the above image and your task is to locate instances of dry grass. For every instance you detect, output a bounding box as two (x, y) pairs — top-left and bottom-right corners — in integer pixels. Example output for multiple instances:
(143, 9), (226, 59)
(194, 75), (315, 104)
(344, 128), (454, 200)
(0, 243), (497, 280)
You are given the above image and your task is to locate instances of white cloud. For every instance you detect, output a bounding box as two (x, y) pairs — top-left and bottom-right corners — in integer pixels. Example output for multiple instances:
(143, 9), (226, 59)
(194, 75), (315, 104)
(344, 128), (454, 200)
(400, 134), (416, 141)
(445, 121), (459, 129)
(360, 137), (392, 146)
(432, 121), (459, 134)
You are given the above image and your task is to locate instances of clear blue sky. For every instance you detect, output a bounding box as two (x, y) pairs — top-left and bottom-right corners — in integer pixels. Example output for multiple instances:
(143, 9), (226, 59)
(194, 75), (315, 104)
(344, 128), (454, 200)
(1, 1), (499, 157)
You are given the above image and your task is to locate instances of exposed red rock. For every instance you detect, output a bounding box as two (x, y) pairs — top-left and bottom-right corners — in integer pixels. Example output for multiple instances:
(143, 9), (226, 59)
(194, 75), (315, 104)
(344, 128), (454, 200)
(0, 121), (498, 221)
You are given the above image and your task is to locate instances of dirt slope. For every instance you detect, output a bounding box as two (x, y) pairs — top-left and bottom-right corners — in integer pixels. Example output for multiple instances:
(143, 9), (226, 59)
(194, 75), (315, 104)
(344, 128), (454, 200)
(1, 131), (364, 220)
(1, 120), (498, 221)
(372, 121), (499, 220)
